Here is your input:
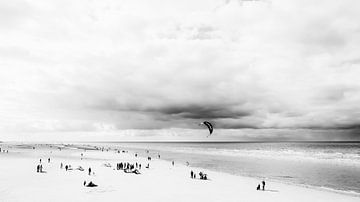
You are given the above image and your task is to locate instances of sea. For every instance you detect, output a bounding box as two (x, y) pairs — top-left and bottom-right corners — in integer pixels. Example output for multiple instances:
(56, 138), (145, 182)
(101, 141), (360, 195)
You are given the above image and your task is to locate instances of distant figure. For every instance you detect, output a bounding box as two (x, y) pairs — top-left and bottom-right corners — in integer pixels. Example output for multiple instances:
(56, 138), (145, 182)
(172, 161), (174, 166)
(40, 164), (43, 172)
(135, 153), (138, 157)
(48, 158), (50, 163)
(60, 163), (63, 169)
(262, 181), (265, 191)
(190, 170), (194, 178)
(86, 181), (98, 187)
(37, 165), (40, 172)
(199, 172), (203, 179)
(146, 163), (149, 169)
(83, 181), (86, 186)
(257, 184), (261, 190)
(65, 165), (68, 171)
(88, 167), (92, 175)
(39, 159), (42, 163)
(158, 154), (160, 159)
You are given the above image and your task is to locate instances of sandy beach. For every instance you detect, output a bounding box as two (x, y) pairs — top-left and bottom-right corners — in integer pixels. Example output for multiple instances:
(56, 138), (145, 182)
(0, 143), (358, 202)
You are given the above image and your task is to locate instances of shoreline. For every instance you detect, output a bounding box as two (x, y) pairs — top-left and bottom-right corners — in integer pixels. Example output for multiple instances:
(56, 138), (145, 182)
(137, 149), (360, 198)
(93, 142), (360, 195)
(0, 143), (359, 202)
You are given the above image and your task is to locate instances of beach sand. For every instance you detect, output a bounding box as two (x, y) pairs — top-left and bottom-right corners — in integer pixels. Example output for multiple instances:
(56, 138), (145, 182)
(0, 143), (358, 202)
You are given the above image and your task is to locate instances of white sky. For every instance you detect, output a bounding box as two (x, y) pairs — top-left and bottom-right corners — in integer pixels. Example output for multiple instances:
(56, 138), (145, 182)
(1, 0), (360, 141)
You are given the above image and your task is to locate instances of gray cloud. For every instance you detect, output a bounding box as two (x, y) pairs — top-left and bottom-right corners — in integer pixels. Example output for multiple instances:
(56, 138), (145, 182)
(147, 104), (252, 119)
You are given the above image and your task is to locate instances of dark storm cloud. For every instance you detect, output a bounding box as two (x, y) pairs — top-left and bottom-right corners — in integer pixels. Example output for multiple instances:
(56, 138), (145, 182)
(310, 123), (360, 130)
(214, 122), (260, 129)
(91, 98), (253, 120)
(153, 104), (252, 119)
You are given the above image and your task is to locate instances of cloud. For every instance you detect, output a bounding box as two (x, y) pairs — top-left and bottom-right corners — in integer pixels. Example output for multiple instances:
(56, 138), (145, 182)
(0, 0), (360, 141)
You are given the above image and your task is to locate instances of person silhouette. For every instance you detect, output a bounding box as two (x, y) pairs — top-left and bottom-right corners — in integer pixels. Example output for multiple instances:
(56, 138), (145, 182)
(262, 181), (265, 191)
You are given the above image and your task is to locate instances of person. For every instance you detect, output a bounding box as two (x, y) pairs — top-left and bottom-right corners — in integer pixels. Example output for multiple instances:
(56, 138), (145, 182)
(257, 184), (261, 190)
(65, 165), (68, 171)
(60, 163), (63, 169)
(37, 165), (40, 172)
(83, 181), (87, 186)
(262, 181), (265, 191)
(172, 161), (174, 166)
(39, 159), (42, 163)
(190, 170), (194, 179)
(48, 158), (50, 163)
(88, 167), (92, 175)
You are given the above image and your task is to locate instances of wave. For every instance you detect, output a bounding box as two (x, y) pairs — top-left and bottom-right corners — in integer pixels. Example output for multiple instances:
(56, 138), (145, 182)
(155, 146), (360, 167)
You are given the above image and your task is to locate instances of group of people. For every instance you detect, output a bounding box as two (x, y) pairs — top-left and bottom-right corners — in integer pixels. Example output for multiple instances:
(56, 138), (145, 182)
(190, 170), (208, 180)
(61, 163), (72, 171)
(36, 158), (51, 173)
(115, 162), (142, 174)
(256, 181), (266, 191)
(36, 164), (44, 173)
(116, 162), (142, 171)
(83, 181), (97, 187)
(0, 148), (9, 153)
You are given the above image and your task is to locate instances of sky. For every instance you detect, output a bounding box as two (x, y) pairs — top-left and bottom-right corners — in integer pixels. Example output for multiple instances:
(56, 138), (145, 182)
(1, 0), (360, 141)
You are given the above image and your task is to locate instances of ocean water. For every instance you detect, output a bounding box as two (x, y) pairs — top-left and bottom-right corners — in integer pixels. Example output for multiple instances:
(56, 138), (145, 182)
(105, 142), (360, 195)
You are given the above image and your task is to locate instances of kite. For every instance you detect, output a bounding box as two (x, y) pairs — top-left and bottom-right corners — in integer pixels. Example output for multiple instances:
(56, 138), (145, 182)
(199, 121), (214, 137)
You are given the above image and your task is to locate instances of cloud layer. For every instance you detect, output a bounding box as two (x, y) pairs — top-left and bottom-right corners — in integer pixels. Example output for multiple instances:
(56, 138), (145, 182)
(1, 0), (360, 140)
